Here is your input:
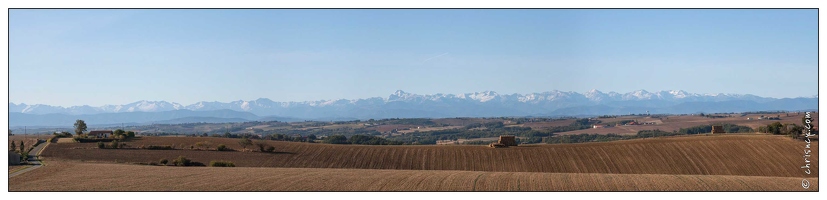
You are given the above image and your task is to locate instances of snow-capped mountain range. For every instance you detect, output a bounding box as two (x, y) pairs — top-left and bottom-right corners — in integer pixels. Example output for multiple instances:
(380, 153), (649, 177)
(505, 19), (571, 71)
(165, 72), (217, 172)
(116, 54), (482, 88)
(8, 89), (818, 126)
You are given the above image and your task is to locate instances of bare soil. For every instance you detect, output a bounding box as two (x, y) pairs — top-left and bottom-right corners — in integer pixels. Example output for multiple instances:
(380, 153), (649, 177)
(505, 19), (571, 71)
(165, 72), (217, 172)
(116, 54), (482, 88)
(40, 134), (818, 177)
(8, 160), (817, 191)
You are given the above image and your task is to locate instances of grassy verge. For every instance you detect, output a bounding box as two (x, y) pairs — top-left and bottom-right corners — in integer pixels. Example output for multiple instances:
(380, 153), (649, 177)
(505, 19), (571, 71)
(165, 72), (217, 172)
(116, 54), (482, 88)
(8, 164), (34, 174)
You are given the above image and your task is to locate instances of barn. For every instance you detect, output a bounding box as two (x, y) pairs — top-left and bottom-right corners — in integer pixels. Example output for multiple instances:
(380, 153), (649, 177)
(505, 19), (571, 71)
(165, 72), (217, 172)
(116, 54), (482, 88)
(498, 135), (517, 146)
(9, 151), (21, 165)
(711, 125), (725, 134)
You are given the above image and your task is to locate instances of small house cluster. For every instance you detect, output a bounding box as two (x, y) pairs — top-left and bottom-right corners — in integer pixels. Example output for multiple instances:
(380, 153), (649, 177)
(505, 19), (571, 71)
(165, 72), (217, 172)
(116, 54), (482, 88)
(87, 130), (113, 138)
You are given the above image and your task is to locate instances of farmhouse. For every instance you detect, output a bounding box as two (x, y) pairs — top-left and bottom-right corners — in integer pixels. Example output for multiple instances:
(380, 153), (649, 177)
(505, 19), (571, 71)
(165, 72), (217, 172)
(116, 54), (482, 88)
(711, 126), (724, 134)
(88, 130), (113, 138)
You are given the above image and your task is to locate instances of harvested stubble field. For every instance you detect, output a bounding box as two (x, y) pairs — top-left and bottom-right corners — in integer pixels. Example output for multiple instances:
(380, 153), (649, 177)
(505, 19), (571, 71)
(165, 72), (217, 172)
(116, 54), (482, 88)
(398, 126), (464, 134)
(9, 160), (816, 191)
(515, 119), (577, 129)
(40, 135), (817, 177)
(365, 124), (418, 132)
(430, 118), (504, 126)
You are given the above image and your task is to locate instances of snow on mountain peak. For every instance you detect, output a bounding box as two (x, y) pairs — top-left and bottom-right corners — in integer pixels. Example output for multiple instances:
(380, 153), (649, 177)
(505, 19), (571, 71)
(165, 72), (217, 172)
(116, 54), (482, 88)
(468, 91), (498, 102)
(518, 93), (537, 102)
(625, 89), (654, 100)
(10, 89), (790, 116)
(240, 101), (251, 111)
(388, 90), (421, 101)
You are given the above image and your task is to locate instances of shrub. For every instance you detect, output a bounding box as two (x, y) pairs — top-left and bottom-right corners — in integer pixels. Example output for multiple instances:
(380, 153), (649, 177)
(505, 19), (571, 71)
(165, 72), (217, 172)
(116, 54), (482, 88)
(265, 146), (276, 152)
(109, 140), (120, 149)
(97, 141), (105, 149)
(209, 160), (236, 167)
(255, 142), (269, 152)
(159, 158), (168, 165)
(143, 145), (174, 150)
(195, 141), (212, 150)
(216, 144), (229, 151)
(173, 156), (192, 166)
(238, 138), (253, 150)
(20, 152), (29, 163)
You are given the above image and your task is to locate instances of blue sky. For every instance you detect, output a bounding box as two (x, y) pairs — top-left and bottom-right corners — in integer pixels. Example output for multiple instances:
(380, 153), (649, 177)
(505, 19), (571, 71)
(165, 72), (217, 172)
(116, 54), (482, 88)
(9, 9), (818, 107)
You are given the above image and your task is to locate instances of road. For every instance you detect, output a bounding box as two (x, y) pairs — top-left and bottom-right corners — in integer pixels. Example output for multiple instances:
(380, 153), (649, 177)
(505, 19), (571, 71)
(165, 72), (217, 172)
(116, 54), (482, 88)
(9, 140), (48, 178)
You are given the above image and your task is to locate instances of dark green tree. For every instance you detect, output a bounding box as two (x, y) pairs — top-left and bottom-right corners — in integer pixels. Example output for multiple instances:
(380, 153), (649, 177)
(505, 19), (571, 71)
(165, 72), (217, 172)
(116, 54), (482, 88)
(767, 122), (784, 135)
(254, 141), (271, 152)
(114, 129), (125, 137)
(323, 135), (348, 144)
(74, 119), (88, 135)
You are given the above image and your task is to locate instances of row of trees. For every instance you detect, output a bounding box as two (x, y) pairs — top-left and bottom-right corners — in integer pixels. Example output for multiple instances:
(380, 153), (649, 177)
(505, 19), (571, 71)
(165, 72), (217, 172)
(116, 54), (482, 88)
(757, 122), (805, 135)
(676, 124), (753, 134)
(10, 141), (24, 153)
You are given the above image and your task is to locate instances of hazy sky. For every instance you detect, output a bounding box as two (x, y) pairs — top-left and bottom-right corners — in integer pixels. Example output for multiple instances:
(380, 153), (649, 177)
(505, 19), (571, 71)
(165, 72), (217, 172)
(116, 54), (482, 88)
(9, 9), (818, 107)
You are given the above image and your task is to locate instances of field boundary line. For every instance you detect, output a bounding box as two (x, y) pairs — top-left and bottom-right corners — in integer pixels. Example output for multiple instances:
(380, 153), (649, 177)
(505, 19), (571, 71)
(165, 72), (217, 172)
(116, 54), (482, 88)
(37, 142), (50, 156)
(36, 141), (51, 166)
(8, 165), (34, 175)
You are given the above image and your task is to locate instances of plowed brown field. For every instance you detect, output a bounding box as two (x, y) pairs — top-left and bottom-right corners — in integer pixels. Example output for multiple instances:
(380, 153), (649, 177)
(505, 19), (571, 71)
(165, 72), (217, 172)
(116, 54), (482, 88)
(40, 135), (818, 177)
(8, 160), (817, 191)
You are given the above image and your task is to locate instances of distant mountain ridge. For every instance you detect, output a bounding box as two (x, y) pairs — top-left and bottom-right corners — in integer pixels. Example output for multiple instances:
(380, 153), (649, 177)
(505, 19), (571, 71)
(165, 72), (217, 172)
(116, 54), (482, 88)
(9, 89), (817, 127)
